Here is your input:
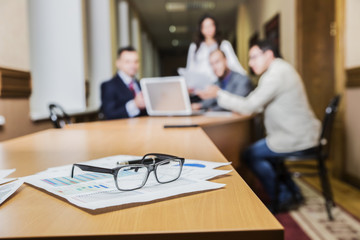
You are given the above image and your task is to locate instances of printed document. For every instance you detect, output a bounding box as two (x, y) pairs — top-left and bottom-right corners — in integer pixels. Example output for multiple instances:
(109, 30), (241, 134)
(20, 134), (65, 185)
(24, 155), (231, 210)
(0, 179), (23, 205)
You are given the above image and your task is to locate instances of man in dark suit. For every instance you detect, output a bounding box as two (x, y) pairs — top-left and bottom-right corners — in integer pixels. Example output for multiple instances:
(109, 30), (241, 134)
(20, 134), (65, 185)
(192, 49), (253, 111)
(101, 46), (146, 119)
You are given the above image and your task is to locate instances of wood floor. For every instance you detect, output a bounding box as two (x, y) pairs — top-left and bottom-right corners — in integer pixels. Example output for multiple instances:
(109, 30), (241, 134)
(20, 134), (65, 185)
(302, 175), (360, 220)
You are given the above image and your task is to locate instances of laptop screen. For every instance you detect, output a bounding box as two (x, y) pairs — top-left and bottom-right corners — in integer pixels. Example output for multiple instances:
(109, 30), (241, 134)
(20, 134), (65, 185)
(140, 77), (192, 116)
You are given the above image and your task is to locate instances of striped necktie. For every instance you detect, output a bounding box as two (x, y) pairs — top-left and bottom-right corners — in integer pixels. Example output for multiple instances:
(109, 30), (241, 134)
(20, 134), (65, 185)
(128, 81), (136, 97)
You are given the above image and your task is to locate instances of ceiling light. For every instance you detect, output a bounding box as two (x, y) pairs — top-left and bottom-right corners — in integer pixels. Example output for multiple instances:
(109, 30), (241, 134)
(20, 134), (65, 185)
(169, 25), (188, 33)
(187, 1), (216, 10)
(165, 1), (216, 12)
(172, 39), (179, 47)
(165, 2), (186, 12)
(169, 25), (177, 33)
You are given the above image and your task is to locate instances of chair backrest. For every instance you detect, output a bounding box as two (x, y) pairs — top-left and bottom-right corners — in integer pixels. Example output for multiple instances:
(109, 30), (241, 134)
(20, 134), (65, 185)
(49, 103), (71, 128)
(319, 95), (341, 159)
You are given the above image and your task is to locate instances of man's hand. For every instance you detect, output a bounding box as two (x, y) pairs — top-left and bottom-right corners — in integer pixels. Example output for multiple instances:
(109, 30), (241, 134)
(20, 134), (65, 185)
(134, 92), (146, 109)
(191, 103), (202, 111)
(196, 85), (220, 100)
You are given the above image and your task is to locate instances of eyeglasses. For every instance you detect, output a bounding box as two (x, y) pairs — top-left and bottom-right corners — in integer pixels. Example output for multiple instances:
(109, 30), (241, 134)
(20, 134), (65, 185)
(71, 153), (185, 191)
(248, 52), (264, 61)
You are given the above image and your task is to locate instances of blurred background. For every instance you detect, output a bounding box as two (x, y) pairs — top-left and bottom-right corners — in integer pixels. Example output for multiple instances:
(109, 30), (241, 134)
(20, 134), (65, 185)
(0, 0), (360, 190)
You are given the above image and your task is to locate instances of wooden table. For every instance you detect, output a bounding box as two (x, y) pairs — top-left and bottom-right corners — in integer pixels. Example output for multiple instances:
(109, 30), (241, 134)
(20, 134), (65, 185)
(0, 115), (283, 239)
(66, 114), (255, 169)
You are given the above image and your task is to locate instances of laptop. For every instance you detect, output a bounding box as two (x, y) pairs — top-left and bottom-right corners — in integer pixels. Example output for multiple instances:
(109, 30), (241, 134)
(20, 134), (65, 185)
(140, 76), (203, 116)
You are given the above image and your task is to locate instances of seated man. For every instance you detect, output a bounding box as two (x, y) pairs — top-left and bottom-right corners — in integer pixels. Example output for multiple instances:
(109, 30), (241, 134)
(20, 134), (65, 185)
(197, 40), (321, 211)
(192, 49), (252, 111)
(101, 46), (146, 120)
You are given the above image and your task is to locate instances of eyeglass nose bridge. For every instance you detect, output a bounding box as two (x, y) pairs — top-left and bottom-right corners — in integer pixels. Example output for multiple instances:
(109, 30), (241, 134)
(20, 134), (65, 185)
(147, 156), (156, 172)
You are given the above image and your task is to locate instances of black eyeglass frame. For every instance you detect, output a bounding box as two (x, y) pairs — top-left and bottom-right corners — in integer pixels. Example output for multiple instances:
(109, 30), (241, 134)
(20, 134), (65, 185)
(71, 153), (185, 191)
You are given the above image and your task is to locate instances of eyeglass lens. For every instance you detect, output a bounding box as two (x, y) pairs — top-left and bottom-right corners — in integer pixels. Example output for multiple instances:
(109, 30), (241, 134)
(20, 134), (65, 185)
(155, 159), (182, 183)
(116, 165), (148, 190)
(116, 158), (182, 190)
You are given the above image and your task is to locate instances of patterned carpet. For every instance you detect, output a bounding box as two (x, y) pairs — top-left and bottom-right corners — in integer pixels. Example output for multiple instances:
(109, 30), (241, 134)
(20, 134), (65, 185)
(276, 179), (360, 240)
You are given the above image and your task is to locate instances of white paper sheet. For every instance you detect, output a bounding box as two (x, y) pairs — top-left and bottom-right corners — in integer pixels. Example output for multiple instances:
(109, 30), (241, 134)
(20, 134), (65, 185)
(0, 169), (16, 179)
(183, 159), (232, 169)
(25, 173), (224, 210)
(24, 156), (231, 210)
(0, 179), (23, 205)
(0, 178), (16, 185)
(178, 68), (215, 90)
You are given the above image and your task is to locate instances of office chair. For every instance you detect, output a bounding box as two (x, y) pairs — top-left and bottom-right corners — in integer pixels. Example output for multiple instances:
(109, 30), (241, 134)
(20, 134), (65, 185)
(48, 103), (71, 128)
(273, 95), (341, 220)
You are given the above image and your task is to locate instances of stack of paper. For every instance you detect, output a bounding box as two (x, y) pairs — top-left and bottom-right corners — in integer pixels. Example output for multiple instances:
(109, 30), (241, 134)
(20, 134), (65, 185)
(0, 169), (23, 205)
(24, 155), (231, 210)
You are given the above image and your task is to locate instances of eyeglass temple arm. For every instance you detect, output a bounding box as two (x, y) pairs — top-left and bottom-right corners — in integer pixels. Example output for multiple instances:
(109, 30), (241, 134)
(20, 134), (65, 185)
(141, 153), (183, 164)
(115, 158), (165, 174)
(116, 159), (163, 174)
(116, 154), (185, 166)
(71, 164), (113, 177)
(117, 157), (172, 166)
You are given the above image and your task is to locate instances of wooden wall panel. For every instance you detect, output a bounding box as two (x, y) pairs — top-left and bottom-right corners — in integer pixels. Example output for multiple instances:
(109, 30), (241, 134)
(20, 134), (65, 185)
(0, 67), (51, 141)
(0, 99), (53, 141)
(297, 0), (335, 120)
(296, 0), (349, 181)
(0, 67), (31, 98)
(346, 67), (360, 87)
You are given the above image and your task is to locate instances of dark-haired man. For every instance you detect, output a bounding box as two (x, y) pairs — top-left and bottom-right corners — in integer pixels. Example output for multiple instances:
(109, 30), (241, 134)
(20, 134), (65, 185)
(197, 40), (321, 211)
(101, 46), (146, 119)
(192, 49), (252, 111)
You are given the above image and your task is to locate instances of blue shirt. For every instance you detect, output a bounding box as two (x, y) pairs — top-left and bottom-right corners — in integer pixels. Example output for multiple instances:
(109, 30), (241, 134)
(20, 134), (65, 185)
(220, 71), (232, 90)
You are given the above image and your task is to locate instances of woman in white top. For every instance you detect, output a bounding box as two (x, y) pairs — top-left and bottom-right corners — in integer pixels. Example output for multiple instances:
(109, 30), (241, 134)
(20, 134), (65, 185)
(185, 14), (247, 84)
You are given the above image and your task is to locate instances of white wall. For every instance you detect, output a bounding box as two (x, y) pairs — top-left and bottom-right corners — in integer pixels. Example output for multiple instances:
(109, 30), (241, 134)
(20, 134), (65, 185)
(344, 0), (360, 179)
(131, 10), (141, 52)
(345, 0), (360, 68)
(118, 0), (130, 47)
(29, 0), (86, 119)
(237, 0), (296, 66)
(0, 0), (30, 70)
(3, 0), (159, 120)
(0, 0), (53, 141)
(86, 0), (114, 110)
(130, 10), (143, 77)
(141, 32), (153, 78)
(140, 31), (160, 78)
(345, 89), (360, 178)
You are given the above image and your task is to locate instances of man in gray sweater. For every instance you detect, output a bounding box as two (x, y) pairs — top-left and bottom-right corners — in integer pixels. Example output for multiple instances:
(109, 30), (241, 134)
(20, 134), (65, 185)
(192, 49), (252, 111)
(197, 40), (321, 212)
